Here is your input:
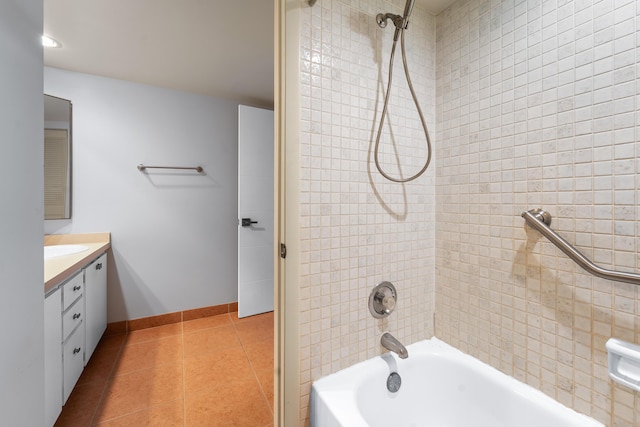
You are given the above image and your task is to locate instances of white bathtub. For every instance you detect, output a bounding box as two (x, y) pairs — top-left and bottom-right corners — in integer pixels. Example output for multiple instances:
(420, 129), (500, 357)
(311, 338), (603, 427)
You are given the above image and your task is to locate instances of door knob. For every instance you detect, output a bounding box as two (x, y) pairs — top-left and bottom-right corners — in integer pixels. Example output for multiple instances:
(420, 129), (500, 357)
(241, 218), (258, 227)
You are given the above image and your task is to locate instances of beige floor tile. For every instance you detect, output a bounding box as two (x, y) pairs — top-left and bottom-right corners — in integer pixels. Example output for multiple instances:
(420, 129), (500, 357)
(76, 344), (121, 387)
(184, 347), (255, 396)
(93, 362), (183, 423)
(94, 400), (184, 427)
(233, 314), (274, 345)
(184, 378), (272, 427)
(252, 359), (275, 407)
(53, 381), (105, 427)
(124, 323), (183, 345)
(96, 333), (126, 350)
(182, 313), (232, 334)
(183, 324), (241, 359)
(244, 338), (274, 370)
(112, 334), (183, 375)
(55, 309), (274, 426)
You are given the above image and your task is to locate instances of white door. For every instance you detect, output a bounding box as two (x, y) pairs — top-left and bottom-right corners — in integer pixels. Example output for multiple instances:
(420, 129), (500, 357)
(238, 105), (274, 318)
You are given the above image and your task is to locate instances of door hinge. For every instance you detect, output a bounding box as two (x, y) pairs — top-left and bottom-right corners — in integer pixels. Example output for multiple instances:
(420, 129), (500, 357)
(280, 243), (287, 259)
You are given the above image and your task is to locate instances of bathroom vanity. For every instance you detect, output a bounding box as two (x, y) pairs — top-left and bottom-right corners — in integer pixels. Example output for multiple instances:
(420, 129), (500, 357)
(43, 233), (110, 427)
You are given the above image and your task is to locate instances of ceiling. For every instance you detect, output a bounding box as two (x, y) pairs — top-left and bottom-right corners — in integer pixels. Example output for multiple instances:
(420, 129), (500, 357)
(417, 0), (458, 15)
(44, 0), (456, 108)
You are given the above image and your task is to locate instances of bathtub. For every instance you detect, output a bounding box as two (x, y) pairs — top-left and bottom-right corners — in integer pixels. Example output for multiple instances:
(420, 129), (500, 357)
(311, 338), (603, 427)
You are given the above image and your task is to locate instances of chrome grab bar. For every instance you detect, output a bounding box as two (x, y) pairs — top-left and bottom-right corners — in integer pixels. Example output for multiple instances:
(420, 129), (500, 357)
(137, 164), (203, 173)
(521, 209), (640, 286)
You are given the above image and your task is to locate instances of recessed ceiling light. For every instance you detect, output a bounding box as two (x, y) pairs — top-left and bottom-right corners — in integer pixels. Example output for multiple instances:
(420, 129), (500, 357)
(42, 34), (62, 48)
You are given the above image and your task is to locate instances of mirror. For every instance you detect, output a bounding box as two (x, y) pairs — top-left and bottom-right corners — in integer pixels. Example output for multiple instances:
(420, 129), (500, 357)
(44, 94), (72, 219)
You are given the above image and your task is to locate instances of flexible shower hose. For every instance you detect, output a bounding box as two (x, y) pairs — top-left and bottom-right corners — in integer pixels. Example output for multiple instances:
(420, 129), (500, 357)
(374, 26), (432, 183)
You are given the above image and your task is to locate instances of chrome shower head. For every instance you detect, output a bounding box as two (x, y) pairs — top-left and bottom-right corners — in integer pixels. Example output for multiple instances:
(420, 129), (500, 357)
(376, 13), (402, 29)
(376, 0), (416, 31)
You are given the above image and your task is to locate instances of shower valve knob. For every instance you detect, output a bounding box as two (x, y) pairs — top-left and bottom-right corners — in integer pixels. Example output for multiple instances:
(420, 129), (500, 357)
(382, 295), (396, 312)
(369, 281), (398, 319)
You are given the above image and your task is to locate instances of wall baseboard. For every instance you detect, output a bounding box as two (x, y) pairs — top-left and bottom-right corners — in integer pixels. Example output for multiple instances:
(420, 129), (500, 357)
(105, 301), (239, 335)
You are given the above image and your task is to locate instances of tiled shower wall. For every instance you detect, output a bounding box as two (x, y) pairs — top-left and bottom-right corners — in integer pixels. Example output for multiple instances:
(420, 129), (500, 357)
(297, 0), (436, 423)
(435, 0), (640, 425)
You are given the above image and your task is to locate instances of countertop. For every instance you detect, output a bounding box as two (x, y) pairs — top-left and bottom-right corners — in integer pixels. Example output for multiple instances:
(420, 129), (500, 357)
(44, 233), (111, 293)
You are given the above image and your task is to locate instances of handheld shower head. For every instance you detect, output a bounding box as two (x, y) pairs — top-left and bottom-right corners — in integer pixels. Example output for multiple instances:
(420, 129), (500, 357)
(403, 0), (415, 19)
(376, 0), (415, 32)
(373, 0), (433, 183)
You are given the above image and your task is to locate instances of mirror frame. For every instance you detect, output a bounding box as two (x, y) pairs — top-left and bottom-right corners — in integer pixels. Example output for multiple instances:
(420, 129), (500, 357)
(44, 94), (72, 220)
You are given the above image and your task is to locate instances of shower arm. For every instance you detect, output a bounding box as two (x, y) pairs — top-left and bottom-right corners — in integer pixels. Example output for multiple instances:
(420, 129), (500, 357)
(521, 209), (640, 286)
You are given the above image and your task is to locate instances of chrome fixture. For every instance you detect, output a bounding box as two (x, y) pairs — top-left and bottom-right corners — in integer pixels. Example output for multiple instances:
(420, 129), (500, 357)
(369, 281), (397, 319)
(381, 332), (408, 359)
(137, 164), (203, 173)
(376, 0), (415, 35)
(522, 208), (640, 285)
(374, 0), (432, 183)
(376, 13), (406, 33)
(387, 371), (402, 393)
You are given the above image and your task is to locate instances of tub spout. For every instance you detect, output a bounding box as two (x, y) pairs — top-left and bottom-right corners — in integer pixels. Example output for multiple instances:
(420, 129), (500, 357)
(381, 332), (408, 359)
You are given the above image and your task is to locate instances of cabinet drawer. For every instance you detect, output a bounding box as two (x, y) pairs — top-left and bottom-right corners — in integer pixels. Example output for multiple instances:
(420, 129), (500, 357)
(62, 325), (85, 404)
(62, 298), (84, 342)
(62, 272), (83, 311)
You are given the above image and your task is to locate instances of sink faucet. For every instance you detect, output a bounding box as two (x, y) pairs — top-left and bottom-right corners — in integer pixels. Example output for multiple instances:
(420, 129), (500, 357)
(381, 332), (408, 359)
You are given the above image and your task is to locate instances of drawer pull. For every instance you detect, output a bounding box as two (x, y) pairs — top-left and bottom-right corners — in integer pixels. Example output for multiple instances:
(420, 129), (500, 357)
(96, 263), (103, 270)
(73, 347), (81, 354)
(72, 313), (81, 320)
(73, 285), (81, 291)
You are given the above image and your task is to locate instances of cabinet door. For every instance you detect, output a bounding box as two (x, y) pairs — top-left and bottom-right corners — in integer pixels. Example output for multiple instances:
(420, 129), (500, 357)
(84, 253), (107, 363)
(44, 289), (62, 427)
(62, 323), (84, 403)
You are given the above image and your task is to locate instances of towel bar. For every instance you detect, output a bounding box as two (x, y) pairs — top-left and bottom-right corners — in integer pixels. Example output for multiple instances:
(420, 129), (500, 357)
(137, 164), (203, 173)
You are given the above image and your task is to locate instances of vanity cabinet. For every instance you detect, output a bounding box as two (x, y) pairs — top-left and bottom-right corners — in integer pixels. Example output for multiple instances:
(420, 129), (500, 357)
(61, 274), (85, 403)
(44, 287), (62, 427)
(43, 251), (107, 427)
(62, 310), (84, 403)
(84, 253), (107, 362)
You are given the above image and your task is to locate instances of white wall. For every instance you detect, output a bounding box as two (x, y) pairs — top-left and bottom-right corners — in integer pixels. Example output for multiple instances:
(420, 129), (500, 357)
(0, 0), (45, 424)
(44, 67), (241, 322)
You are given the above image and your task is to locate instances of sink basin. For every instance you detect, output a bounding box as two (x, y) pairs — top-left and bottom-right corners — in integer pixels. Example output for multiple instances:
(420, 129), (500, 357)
(44, 244), (89, 259)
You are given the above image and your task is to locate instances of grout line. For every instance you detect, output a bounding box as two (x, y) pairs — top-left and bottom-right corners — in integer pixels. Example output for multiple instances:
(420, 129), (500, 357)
(88, 334), (184, 424)
(91, 400), (184, 426)
(231, 314), (275, 417)
(87, 336), (127, 426)
(181, 317), (186, 427)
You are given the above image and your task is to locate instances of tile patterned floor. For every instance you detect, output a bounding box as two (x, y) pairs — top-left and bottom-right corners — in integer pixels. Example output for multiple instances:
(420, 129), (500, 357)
(54, 311), (274, 427)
